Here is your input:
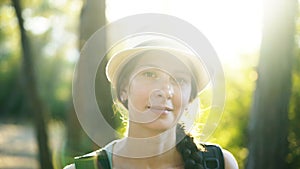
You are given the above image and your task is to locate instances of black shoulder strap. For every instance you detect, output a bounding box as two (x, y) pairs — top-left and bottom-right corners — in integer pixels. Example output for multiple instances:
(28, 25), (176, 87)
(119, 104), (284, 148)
(75, 145), (224, 169)
(97, 149), (111, 169)
(200, 145), (225, 169)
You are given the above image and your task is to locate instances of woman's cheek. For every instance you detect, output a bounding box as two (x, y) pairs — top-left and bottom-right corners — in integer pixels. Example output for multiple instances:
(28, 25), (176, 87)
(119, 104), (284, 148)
(128, 82), (150, 111)
(175, 86), (191, 101)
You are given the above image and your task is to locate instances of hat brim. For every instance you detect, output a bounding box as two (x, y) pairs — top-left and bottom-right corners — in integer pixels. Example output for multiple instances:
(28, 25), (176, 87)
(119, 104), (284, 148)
(106, 46), (210, 93)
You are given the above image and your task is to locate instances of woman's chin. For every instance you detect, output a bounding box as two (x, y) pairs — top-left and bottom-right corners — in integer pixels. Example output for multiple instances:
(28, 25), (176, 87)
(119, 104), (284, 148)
(142, 117), (177, 133)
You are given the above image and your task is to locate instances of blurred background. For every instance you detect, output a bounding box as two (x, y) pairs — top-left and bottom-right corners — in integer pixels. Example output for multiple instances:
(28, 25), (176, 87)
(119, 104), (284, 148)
(0, 0), (299, 169)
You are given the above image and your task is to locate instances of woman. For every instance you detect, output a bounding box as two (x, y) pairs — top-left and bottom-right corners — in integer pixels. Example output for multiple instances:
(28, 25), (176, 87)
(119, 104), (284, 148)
(65, 38), (238, 169)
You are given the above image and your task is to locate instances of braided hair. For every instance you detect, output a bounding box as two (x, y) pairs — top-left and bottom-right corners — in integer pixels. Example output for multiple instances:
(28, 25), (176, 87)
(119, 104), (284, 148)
(176, 124), (206, 169)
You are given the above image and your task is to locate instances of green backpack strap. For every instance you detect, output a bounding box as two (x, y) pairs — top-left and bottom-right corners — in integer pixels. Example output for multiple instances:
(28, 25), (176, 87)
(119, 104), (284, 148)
(74, 149), (111, 169)
(201, 144), (225, 169)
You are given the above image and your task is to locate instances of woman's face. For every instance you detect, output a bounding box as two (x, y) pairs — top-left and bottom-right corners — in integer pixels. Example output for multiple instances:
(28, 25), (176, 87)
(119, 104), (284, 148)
(121, 51), (193, 132)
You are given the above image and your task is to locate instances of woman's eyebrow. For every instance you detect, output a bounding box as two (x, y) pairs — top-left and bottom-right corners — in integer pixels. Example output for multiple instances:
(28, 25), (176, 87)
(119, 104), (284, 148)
(173, 71), (191, 76)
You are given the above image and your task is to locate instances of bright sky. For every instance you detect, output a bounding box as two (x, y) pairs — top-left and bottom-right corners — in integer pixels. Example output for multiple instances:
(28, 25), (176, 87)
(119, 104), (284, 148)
(106, 0), (263, 68)
(22, 0), (262, 67)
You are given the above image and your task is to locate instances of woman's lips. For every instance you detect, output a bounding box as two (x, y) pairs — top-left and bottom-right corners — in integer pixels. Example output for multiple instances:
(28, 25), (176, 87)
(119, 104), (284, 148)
(146, 106), (174, 114)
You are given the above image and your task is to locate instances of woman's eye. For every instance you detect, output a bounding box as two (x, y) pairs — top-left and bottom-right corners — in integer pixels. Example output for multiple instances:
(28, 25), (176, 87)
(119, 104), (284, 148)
(177, 79), (186, 85)
(173, 77), (189, 85)
(142, 71), (157, 78)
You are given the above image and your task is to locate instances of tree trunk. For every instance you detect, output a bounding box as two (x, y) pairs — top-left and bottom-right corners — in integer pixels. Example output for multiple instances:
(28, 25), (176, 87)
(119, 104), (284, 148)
(66, 0), (116, 155)
(11, 1), (53, 169)
(247, 0), (297, 169)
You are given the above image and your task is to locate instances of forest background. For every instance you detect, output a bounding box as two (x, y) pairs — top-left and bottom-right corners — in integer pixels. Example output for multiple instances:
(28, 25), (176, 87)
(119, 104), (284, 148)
(0, 0), (299, 169)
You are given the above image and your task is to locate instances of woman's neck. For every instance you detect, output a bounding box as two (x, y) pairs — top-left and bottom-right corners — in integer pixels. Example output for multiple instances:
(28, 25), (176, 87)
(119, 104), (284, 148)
(114, 124), (177, 158)
(113, 147), (184, 169)
(112, 126), (183, 168)
(112, 123), (184, 168)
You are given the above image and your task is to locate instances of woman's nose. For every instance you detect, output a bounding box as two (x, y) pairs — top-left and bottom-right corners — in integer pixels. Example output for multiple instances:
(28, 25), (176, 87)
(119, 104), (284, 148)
(158, 76), (175, 99)
(165, 83), (174, 99)
(149, 76), (175, 106)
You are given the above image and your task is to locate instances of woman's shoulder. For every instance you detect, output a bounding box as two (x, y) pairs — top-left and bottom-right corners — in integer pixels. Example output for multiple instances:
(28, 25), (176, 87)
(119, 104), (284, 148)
(200, 143), (238, 169)
(62, 140), (119, 169)
(63, 164), (76, 169)
(63, 149), (107, 169)
(221, 149), (239, 169)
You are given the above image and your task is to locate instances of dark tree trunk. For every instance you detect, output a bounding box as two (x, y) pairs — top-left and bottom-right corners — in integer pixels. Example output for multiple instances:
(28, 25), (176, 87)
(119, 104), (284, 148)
(247, 0), (297, 169)
(66, 0), (116, 155)
(11, 0), (53, 169)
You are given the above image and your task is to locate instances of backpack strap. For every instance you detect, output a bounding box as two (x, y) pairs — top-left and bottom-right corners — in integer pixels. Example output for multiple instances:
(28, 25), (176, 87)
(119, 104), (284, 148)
(97, 150), (111, 169)
(200, 144), (225, 169)
(74, 149), (111, 169)
(74, 145), (224, 169)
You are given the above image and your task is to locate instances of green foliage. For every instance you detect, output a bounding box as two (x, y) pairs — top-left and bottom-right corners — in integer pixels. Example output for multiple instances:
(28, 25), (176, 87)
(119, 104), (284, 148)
(0, 0), (82, 119)
(207, 54), (259, 169)
(286, 5), (300, 168)
(287, 44), (300, 168)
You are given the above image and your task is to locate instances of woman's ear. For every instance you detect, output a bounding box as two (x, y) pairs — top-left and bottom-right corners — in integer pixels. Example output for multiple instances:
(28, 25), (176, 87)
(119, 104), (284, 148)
(118, 77), (130, 105)
(188, 97), (200, 114)
(120, 88), (128, 103)
(184, 104), (189, 112)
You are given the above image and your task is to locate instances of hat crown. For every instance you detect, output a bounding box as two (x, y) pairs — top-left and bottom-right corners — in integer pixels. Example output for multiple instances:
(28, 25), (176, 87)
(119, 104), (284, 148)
(134, 38), (192, 54)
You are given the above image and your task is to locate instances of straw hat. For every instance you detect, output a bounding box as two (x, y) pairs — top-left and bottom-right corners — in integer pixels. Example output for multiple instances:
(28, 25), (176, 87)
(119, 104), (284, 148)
(106, 38), (210, 94)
